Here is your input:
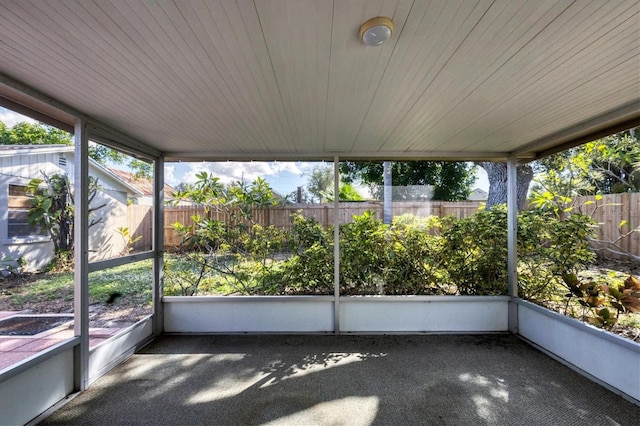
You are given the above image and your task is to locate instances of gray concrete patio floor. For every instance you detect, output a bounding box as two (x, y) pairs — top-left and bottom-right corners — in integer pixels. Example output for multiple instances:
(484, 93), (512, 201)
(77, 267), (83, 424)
(42, 334), (640, 425)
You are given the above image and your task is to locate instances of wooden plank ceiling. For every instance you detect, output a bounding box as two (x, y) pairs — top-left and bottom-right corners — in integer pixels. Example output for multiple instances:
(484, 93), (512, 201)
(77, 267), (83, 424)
(0, 0), (638, 161)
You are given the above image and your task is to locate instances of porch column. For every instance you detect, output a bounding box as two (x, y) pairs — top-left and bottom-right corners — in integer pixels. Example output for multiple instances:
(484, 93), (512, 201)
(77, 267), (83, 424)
(152, 156), (165, 336)
(333, 156), (340, 333)
(73, 118), (90, 391)
(507, 156), (518, 333)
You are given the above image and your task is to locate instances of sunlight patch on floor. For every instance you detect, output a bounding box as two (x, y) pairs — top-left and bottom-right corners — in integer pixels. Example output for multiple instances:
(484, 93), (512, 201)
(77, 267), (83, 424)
(262, 396), (379, 426)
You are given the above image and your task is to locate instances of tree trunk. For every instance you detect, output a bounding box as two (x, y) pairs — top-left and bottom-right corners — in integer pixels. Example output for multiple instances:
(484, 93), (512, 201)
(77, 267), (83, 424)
(477, 162), (533, 210)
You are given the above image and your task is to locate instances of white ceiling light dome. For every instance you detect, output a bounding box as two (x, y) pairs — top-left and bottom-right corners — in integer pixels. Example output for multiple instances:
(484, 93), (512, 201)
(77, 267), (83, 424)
(359, 17), (394, 46)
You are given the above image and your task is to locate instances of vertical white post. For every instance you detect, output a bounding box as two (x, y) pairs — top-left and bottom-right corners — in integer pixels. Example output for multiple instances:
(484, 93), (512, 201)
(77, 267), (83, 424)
(152, 156), (165, 336)
(73, 119), (89, 391)
(507, 156), (518, 333)
(333, 157), (340, 333)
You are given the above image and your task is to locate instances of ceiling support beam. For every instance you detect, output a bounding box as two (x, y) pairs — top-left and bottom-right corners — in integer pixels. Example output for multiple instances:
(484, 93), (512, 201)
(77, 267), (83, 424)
(163, 151), (512, 163)
(514, 101), (640, 161)
(0, 72), (159, 159)
(0, 95), (74, 133)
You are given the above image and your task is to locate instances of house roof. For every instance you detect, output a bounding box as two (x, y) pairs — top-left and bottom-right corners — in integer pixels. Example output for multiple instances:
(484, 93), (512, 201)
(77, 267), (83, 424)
(0, 144), (73, 157)
(107, 168), (176, 199)
(0, 1), (638, 162)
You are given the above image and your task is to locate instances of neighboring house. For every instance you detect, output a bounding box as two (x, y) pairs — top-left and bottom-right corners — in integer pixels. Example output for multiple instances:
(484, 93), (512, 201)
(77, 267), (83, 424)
(107, 167), (176, 206)
(467, 188), (488, 201)
(0, 145), (143, 270)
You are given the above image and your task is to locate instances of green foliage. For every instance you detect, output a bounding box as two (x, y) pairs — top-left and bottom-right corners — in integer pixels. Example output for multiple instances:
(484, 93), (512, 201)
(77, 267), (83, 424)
(339, 211), (388, 294)
(117, 227), (142, 256)
(385, 215), (448, 294)
(166, 206), (599, 299)
(166, 175), (601, 302)
(322, 183), (365, 202)
(531, 129), (640, 213)
(0, 120), (72, 146)
(340, 161), (476, 201)
(26, 173), (105, 271)
(440, 207), (508, 295)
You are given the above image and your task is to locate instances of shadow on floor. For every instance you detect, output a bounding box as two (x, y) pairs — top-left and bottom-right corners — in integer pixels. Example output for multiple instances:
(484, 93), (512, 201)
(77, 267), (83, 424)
(43, 334), (640, 425)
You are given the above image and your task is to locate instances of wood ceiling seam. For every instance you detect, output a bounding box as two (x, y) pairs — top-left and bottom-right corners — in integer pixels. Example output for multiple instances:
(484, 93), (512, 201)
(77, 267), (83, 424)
(432, 25), (640, 152)
(388, 0), (590, 151)
(177, 1), (274, 152)
(127, 1), (252, 148)
(398, 0), (567, 152)
(195, 1), (289, 151)
(252, 0), (298, 154)
(402, 2), (636, 153)
(154, 1), (264, 151)
(473, 52), (640, 150)
(350, 0), (416, 152)
(322, 0), (335, 152)
(238, 0), (297, 149)
(489, 72), (640, 150)
(370, 0), (495, 152)
(83, 1), (203, 137)
(480, 84), (640, 153)
(95, 1), (235, 144)
(253, 1), (302, 152)
(350, 0), (440, 150)
(0, 6), (125, 111)
(45, 1), (182, 134)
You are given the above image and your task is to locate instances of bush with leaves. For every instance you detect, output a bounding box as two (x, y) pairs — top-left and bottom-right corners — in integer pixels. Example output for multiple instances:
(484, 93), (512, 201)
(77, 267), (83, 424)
(439, 207), (509, 295)
(385, 215), (449, 295)
(517, 210), (596, 301)
(339, 211), (388, 295)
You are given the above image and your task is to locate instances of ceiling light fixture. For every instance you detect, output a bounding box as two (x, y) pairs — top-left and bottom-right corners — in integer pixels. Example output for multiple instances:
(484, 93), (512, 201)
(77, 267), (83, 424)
(359, 17), (394, 46)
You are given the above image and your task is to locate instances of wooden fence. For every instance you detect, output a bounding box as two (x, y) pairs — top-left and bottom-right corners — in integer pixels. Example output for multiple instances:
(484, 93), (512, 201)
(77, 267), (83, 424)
(574, 193), (640, 261)
(156, 201), (483, 247)
(127, 194), (640, 259)
(127, 204), (153, 252)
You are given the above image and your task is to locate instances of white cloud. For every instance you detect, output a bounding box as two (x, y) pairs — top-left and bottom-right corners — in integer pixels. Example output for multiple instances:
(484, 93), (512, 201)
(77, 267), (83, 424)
(0, 107), (37, 127)
(164, 164), (177, 186)
(182, 161), (317, 185)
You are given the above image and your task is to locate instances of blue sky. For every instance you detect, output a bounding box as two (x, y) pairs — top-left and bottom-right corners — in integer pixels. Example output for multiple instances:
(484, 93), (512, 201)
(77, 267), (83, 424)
(1, 106), (489, 195)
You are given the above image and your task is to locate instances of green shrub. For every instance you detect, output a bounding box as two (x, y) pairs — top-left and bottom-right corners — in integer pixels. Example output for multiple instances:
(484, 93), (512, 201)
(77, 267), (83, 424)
(439, 207), (508, 295)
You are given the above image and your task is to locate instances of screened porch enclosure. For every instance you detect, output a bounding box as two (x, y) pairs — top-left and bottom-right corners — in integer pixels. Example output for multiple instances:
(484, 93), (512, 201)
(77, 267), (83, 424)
(0, 0), (639, 424)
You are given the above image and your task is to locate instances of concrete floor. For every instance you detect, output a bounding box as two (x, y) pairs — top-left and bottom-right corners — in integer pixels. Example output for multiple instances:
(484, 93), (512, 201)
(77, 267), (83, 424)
(42, 334), (640, 425)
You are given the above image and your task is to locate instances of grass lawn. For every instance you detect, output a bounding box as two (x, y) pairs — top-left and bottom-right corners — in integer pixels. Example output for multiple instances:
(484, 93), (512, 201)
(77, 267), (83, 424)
(0, 260), (153, 326)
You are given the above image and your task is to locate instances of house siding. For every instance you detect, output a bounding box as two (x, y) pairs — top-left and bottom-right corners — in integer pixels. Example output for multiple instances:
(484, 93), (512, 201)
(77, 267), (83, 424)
(0, 150), (134, 270)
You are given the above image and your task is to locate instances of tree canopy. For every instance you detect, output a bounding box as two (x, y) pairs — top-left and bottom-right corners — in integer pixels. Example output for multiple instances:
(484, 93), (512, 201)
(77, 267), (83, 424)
(0, 120), (72, 146)
(531, 129), (640, 213)
(339, 161), (476, 201)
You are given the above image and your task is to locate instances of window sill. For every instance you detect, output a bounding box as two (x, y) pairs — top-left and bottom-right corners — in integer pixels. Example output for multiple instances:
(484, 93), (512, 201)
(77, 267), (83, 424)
(2, 236), (51, 245)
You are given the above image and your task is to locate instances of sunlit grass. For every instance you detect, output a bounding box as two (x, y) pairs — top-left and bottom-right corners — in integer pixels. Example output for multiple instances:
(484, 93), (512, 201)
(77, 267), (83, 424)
(3, 260), (153, 308)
